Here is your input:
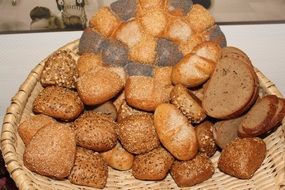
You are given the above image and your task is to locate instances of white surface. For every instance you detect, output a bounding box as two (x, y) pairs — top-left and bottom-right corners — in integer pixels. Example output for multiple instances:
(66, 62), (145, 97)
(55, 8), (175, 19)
(0, 24), (285, 125)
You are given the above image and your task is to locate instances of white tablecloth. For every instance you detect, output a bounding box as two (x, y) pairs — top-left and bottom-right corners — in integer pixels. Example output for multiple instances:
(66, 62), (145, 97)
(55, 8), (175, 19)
(1, 24), (285, 124)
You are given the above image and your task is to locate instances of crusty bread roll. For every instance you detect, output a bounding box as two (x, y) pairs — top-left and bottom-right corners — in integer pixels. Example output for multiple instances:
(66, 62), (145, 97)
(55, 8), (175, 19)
(33, 86), (84, 121)
(69, 147), (108, 188)
(192, 41), (222, 63)
(23, 123), (76, 179)
(170, 154), (214, 187)
(154, 103), (198, 160)
(76, 67), (124, 105)
(202, 57), (257, 119)
(132, 147), (174, 180)
(41, 50), (78, 89)
(18, 114), (55, 145)
(218, 138), (266, 179)
(93, 101), (118, 121)
(195, 121), (217, 157)
(76, 53), (104, 77)
(74, 111), (117, 152)
(101, 142), (134, 171)
(170, 84), (206, 123)
(89, 7), (122, 37)
(117, 114), (160, 154)
(171, 53), (216, 87)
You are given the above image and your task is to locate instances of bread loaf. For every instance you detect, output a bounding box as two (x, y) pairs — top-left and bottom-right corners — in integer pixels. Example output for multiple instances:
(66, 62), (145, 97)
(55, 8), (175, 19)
(154, 103), (198, 160)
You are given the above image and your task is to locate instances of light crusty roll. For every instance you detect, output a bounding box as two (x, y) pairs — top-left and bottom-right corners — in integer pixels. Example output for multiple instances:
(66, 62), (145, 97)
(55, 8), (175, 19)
(101, 142), (134, 171)
(171, 53), (216, 88)
(218, 138), (266, 179)
(154, 103), (198, 160)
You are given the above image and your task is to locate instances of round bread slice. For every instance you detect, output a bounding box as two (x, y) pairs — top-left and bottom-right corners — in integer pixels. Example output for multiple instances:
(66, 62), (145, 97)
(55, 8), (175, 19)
(269, 97), (285, 130)
(241, 95), (278, 136)
(202, 57), (256, 119)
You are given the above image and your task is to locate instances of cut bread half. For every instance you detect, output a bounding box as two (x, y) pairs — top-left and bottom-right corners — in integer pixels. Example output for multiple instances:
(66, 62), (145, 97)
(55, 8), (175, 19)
(202, 57), (257, 119)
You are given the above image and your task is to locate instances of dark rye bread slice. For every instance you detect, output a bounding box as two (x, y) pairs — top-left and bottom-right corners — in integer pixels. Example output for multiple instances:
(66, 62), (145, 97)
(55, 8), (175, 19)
(202, 57), (256, 119)
(221, 47), (252, 67)
(241, 95), (278, 136)
(270, 97), (285, 130)
(213, 115), (244, 149)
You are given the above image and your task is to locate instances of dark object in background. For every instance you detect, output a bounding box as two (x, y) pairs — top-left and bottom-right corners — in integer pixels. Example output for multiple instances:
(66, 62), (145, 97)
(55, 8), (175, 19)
(56, 0), (87, 30)
(30, 6), (51, 20)
(0, 151), (18, 190)
(192, 0), (211, 9)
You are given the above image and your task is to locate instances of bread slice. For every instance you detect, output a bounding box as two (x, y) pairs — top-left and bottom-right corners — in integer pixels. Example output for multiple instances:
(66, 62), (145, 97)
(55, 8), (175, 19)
(202, 57), (256, 119)
(270, 98), (285, 129)
(241, 95), (278, 136)
(213, 116), (244, 149)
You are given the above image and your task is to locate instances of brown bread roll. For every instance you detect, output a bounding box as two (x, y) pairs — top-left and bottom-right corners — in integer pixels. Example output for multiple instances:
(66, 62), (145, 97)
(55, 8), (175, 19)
(195, 121), (217, 157)
(76, 67), (124, 105)
(40, 50), (78, 89)
(218, 137), (266, 179)
(117, 114), (160, 154)
(23, 123), (76, 179)
(76, 53), (104, 77)
(33, 86), (84, 121)
(154, 103), (198, 160)
(18, 114), (55, 145)
(93, 101), (118, 121)
(69, 147), (108, 188)
(132, 147), (174, 180)
(170, 84), (206, 123)
(101, 142), (134, 171)
(74, 111), (117, 152)
(170, 154), (215, 187)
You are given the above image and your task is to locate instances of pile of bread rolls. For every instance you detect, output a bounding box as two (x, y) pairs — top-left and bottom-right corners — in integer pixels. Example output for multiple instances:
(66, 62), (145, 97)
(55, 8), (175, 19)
(18, 0), (285, 189)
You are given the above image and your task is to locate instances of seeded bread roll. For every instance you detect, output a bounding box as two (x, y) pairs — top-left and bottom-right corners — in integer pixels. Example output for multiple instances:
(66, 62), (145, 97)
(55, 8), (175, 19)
(76, 67), (124, 105)
(195, 121), (217, 157)
(132, 147), (174, 181)
(241, 95), (278, 136)
(40, 50), (78, 89)
(69, 147), (108, 188)
(101, 142), (134, 171)
(202, 57), (257, 119)
(33, 86), (84, 121)
(23, 123), (76, 179)
(117, 114), (160, 154)
(18, 114), (55, 145)
(218, 138), (266, 179)
(74, 111), (117, 152)
(213, 116), (244, 149)
(170, 84), (206, 123)
(171, 154), (215, 187)
(154, 103), (198, 160)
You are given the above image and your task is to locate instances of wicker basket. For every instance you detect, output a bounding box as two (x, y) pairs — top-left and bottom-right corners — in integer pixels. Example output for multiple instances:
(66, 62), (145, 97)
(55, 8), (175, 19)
(1, 40), (285, 190)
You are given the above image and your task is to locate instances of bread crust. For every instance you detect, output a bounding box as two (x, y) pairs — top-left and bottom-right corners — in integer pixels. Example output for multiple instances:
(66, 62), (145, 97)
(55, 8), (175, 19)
(154, 103), (198, 160)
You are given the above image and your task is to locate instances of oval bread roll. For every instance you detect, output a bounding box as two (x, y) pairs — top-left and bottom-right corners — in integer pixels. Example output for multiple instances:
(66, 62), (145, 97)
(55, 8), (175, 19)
(154, 103), (198, 160)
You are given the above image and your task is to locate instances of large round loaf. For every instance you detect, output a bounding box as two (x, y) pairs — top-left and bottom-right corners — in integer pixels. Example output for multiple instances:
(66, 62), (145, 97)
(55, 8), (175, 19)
(154, 103), (198, 160)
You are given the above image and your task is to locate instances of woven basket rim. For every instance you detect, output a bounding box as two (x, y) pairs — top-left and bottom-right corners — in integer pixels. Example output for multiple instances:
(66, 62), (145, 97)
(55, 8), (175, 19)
(1, 40), (285, 190)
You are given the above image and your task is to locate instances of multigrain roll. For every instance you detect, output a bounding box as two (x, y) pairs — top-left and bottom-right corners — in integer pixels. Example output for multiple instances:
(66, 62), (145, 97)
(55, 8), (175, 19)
(218, 138), (266, 179)
(23, 123), (76, 179)
(154, 103), (198, 160)
(132, 147), (174, 181)
(171, 154), (215, 187)
(73, 111), (117, 152)
(33, 86), (84, 121)
(117, 114), (160, 154)
(69, 147), (108, 188)
(18, 114), (55, 145)
(40, 50), (78, 89)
